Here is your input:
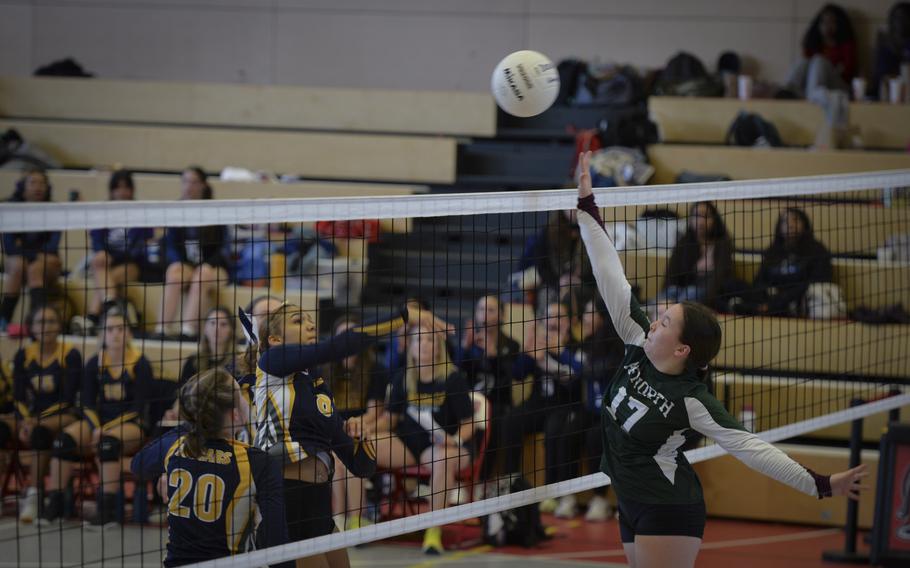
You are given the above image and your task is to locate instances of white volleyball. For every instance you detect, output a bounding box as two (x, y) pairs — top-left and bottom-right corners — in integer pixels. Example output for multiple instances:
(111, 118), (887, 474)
(490, 50), (560, 118)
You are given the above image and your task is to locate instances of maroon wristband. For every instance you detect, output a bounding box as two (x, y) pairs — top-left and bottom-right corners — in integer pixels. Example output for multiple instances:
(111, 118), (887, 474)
(577, 194), (604, 227)
(806, 467), (832, 499)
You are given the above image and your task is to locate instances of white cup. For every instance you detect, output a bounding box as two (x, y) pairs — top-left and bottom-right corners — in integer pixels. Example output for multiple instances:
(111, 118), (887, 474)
(851, 77), (866, 101)
(888, 77), (904, 104)
(737, 75), (753, 100)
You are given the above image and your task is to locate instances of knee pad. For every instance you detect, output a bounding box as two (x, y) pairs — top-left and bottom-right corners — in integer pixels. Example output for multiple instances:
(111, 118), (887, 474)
(98, 436), (122, 462)
(30, 425), (55, 451)
(0, 421), (11, 447)
(51, 432), (80, 461)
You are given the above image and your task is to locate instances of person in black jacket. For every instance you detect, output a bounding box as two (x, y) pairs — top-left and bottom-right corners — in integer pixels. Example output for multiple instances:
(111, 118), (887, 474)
(736, 208), (834, 317)
(0, 170), (62, 333)
(156, 167), (229, 340)
(653, 202), (736, 315)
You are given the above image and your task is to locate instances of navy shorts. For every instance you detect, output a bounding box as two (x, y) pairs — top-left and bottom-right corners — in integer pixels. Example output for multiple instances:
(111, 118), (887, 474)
(283, 478), (335, 541)
(617, 496), (706, 542)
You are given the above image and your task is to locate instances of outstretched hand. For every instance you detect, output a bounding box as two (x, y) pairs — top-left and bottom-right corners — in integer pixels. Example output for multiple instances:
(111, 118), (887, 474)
(830, 463), (870, 500)
(577, 151), (593, 199)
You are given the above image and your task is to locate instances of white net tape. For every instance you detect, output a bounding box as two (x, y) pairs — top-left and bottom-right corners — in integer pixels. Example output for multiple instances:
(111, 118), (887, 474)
(1, 169), (909, 230)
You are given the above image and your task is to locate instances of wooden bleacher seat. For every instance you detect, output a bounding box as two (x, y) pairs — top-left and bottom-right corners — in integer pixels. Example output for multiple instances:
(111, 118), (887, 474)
(0, 119), (457, 184)
(649, 96), (910, 150)
(597, 199), (910, 257)
(503, 303), (908, 379)
(647, 144), (910, 188)
(0, 76), (496, 138)
(695, 444), (879, 528)
(712, 373), (909, 443)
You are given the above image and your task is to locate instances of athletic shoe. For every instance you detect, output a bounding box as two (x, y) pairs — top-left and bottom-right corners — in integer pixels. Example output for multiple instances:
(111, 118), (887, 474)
(85, 495), (119, 531)
(539, 497), (558, 514)
(38, 490), (64, 526)
(422, 526), (444, 555)
(554, 494), (577, 519)
(19, 487), (38, 523)
(584, 495), (612, 522)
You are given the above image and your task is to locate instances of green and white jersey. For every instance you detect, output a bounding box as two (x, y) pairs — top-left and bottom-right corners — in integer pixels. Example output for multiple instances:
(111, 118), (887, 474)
(577, 199), (823, 505)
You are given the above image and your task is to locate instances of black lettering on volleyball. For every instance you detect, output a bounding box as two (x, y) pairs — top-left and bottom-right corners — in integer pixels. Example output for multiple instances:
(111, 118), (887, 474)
(517, 63), (534, 90)
(503, 68), (523, 100)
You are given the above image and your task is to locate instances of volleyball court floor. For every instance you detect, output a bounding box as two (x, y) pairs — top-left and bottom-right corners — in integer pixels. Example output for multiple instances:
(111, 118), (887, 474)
(2, 513), (862, 567)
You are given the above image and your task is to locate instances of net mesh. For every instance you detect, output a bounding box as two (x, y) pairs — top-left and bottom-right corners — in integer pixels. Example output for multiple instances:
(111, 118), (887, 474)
(0, 169), (908, 567)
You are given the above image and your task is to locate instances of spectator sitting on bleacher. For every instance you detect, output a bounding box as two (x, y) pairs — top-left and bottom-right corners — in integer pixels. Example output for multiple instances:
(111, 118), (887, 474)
(325, 314), (390, 530)
(509, 210), (591, 311)
(42, 305), (154, 528)
(453, 295), (519, 492)
(872, 2), (910, 98)
(784, 4), (854, 99)
(501, 302), (583, 518)
(230, 222), (296, 287)
(156, 167), (229, 340)
(179, 306), (237, 386)
(72, 170), (155, 336)
(1, 170), (62, 335)
(0, 354), (12, 479)
(576, 297), (625, 522)
(372, 318), (475, 554)
(734, 208), (834, 317)
(11, 303), (81, 523)
(651, 202), (736, 316)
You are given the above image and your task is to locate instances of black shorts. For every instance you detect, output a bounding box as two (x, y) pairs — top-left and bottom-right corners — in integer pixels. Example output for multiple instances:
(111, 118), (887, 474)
(283, 478), (335, 541)
(394, 415), (434, 462)
(616, 496), (706, 542)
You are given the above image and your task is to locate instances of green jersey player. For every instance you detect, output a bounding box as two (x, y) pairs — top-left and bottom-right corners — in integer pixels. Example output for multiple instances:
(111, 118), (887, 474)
(575, 150), (868, 568)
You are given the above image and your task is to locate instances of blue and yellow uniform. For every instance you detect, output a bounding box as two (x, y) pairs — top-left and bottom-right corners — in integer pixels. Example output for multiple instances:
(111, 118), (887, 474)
(132, 429), (291, 567)
(252, 311), (405, 540)
(82, 348), (154, 431)
(12, 341), (81, 422)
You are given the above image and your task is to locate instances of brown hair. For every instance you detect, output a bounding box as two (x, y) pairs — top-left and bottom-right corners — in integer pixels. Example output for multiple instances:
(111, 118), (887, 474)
(237, 301), (296, 375)
(195, 306), (236, 374)
(678, 301), (722, 372)
(178, 368), (239, 458)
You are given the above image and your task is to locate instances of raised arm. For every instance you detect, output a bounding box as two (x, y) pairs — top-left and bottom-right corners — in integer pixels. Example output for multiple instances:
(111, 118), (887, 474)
(575, 151), (649, 346)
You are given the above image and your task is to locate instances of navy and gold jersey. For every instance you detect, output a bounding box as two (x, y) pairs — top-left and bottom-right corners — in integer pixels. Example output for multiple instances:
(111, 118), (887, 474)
(0, 357), (13, 414)
(252, 317), (405, 477)
(12, 341), (81, 419)
(82, 348), (154, 430)
(388, 370), (473, 437)
(160, 435), (289, 567)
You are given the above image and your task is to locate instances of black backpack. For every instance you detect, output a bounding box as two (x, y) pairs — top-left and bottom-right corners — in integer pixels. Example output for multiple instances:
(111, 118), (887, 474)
(556, 59), (589, 106)
(725, 111), (783, 147)
(598, 109), (660, 150)
(482, 477), (549, 548)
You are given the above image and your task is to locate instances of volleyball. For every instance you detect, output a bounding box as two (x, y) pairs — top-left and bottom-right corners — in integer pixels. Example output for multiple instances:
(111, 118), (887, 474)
(490, 50), (560, 118)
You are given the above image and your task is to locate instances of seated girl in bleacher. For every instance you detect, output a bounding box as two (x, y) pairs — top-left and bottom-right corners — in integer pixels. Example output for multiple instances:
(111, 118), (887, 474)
(375, 319), (475, 555)
(156, 167), (229, 340)
(0, 170), (63, 335)
(41, 305), (154, 529)
(73, 170), (155, 336)
(179, 306), (237, 385)
(10, 303), (82, 523)
(735, 208), (834, 317)
(652, 201), (736, 316)
(324, 314), (390, 530)
(453, 295), (519, 494)
(501, 301), (582, 518)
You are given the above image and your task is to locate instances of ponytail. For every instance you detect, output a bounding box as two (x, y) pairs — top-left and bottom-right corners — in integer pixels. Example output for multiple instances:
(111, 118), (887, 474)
(178, 368), (237, 458)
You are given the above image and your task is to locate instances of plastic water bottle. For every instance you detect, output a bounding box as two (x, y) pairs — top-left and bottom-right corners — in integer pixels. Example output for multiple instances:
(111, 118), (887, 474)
(739, 404), (756, 433)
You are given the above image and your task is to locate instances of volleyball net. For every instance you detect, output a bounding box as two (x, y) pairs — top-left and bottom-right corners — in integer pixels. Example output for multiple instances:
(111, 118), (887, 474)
(0, 169), (908, 566)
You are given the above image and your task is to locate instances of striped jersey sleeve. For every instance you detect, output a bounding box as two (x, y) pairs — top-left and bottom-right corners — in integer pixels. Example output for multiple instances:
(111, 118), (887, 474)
(684, 390), (821, 497)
